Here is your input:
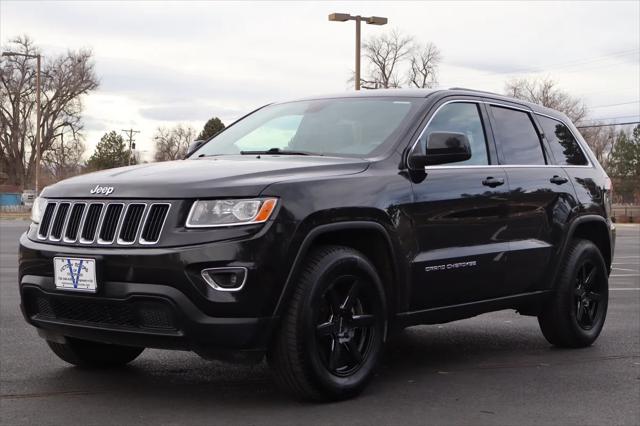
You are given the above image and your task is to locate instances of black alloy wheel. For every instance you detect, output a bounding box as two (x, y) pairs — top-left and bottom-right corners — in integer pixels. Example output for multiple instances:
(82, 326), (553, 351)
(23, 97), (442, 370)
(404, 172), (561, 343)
(573, 260), (605, 330)
(315, 275), (377, 377)
(268, 245), (387, 401)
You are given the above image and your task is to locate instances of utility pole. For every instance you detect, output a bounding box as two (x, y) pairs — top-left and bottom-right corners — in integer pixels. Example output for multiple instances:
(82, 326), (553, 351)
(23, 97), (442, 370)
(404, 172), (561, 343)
(121, 129), (140, 166)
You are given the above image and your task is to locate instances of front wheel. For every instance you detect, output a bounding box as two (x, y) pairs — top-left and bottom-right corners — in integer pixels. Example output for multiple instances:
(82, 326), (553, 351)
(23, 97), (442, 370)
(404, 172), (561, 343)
(47, 338), (144, 368)
(268, 245), (387, 401)
(538, 239), (609, 348)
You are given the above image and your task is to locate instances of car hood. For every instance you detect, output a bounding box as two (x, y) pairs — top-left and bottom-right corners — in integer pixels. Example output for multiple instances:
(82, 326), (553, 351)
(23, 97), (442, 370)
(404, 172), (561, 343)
(42, 155), (369, 199)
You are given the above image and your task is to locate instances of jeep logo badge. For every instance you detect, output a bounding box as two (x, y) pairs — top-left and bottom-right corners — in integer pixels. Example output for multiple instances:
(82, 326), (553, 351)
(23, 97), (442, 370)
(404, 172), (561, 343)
(90, 185), (114, 195)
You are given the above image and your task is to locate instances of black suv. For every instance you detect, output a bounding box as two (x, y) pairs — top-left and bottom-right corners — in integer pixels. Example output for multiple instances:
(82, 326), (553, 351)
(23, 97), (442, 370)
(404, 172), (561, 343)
(19, 88), (615, 401)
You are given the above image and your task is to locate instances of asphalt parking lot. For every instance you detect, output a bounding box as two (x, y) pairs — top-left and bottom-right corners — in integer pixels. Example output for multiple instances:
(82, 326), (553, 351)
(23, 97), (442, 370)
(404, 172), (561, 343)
(1, 220), (638, 426)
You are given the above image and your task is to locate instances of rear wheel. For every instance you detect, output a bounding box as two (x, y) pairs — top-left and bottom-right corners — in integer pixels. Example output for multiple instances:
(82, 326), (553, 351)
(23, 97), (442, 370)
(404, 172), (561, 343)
(47, 338), (144, 368)
(268, 245), (387, 401)
(538, 239), (609, 348)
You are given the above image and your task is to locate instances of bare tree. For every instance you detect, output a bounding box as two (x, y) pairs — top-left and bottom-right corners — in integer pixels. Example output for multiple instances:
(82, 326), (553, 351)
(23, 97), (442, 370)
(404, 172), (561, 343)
(0, 35), (98, 188)
(153, 124), (196, 162)
(580, 124), (616, 169)
(42, 129), (86, 181)
(360, 30), (413, 89)
(407, 42), (441, 88)
(504, 77), (588, 123)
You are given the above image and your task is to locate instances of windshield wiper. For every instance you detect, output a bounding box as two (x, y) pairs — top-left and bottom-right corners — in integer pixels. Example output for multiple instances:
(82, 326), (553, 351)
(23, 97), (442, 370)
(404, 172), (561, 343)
(240, 147), (321, 156)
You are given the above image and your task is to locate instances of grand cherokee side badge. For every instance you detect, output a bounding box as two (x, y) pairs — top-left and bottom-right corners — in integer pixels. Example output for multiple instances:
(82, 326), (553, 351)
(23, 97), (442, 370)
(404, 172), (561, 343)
(90, 185), (114, 195)
(425, 260), (477, 272)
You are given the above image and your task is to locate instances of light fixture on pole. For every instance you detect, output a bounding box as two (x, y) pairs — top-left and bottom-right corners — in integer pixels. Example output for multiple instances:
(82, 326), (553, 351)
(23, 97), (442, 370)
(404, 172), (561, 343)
(328, 13), (388, 91)
(2, 51), (42, 193)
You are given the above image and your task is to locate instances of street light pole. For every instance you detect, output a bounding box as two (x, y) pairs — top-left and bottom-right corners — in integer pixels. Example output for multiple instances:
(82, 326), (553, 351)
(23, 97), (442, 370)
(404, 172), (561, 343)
(355, 16), (361, 91)
(328, 13), (388, 91)
(2, 51), (43, 193)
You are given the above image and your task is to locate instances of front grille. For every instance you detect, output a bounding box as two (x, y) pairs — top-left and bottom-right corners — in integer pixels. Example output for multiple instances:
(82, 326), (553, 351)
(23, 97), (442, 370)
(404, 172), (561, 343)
(37, 200), (170, 246)
(25, 291), (177, 331)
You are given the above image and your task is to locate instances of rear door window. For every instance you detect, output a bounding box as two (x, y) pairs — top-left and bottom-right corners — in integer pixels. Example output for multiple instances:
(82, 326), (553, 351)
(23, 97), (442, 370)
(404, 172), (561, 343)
(490, 106), (546, 165)
(537, 115), (588, 166)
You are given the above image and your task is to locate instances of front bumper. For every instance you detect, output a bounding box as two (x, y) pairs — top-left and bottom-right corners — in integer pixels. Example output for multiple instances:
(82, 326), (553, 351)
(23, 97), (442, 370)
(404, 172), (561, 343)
(18, 228), (291, 356)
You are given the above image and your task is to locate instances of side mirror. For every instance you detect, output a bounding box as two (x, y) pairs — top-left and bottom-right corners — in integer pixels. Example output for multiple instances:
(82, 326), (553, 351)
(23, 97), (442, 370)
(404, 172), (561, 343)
(409, 132), (471, 168)
(185, 140), (206, 158)
(425, 132), (471, 165)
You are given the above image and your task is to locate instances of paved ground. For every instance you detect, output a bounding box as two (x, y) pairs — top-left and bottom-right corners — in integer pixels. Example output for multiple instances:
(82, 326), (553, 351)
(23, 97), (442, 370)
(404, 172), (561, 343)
(1, 220), (638, 426)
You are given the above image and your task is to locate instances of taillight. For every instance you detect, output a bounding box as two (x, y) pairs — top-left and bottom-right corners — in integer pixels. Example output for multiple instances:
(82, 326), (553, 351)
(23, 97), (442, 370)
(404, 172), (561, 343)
(604, 176), (613, 217)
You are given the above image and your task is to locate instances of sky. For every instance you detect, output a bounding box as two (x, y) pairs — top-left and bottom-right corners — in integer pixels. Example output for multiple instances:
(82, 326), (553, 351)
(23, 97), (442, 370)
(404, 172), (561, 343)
(1, 0), (639, 161)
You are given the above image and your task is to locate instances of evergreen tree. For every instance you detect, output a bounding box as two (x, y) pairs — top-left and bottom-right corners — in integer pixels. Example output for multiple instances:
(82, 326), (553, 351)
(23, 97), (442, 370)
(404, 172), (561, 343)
(608, 126), (640, 203)
(609, 127), (640, 178)
(197, 117), (225, 140)
(86, 131), (133, 170)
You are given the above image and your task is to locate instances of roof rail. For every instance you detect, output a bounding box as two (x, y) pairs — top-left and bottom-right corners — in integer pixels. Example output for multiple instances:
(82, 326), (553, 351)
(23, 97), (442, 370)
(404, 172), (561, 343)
(448, 87), (503, 96)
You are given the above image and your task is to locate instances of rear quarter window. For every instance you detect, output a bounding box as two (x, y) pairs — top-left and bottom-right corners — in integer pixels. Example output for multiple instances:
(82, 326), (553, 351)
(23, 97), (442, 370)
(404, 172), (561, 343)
(537, 115), (588, 166)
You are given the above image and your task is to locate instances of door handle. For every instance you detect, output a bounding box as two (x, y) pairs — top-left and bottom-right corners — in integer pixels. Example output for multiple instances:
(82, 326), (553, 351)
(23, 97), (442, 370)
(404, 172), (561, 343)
(482, 177), (505, 187)
(550, 175), (569, 185)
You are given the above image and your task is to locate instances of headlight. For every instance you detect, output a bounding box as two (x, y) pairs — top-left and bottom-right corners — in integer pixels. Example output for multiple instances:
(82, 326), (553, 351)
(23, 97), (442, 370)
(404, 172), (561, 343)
(31, 197), (47, 224)
(186, 198), (278, 228)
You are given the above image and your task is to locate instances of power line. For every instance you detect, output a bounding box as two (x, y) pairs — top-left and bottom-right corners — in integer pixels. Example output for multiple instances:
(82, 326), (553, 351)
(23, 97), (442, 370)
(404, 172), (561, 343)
(581, 114), (640, 122)
(590, 100), (640, 109)
(465, 48), (639, 78)
(577, 121), (639, 129)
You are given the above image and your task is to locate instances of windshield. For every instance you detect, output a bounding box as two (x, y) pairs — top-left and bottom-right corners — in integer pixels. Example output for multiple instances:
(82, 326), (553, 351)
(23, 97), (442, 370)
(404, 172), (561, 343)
(192, 97), (424, 158)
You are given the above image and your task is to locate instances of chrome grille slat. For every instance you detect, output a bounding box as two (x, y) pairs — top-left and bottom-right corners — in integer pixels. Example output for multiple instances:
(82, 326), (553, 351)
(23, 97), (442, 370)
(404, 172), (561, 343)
(118, 204), (146, 244)
(80, 203), (104, 243)
(37, 200), (169, 246)
(63, 203), (86, 242)
(38, 203), (57, 239)
(98, 204), (124, 244)
(140, 204), (170, 244)
(49, 203), (70, 241)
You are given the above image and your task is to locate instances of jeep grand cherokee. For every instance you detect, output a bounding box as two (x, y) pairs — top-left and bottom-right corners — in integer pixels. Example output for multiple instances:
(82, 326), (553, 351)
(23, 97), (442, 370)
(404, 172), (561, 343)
(19, 88), (615, 401)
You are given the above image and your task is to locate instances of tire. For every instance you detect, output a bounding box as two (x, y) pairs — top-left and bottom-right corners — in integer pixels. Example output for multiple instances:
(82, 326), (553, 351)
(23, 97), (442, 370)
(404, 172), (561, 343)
(538, 239), (609, 348)
(268, 245), (388, 401)
(47, 338), (144, 368)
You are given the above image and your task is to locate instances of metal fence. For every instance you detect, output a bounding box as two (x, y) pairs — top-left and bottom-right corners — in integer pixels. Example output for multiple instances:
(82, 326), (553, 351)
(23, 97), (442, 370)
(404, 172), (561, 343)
(612, 205), (640, 223)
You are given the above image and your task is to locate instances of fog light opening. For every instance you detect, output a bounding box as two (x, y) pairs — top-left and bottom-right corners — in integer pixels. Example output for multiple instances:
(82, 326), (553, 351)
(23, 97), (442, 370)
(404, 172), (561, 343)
(201, 267), (248, 292)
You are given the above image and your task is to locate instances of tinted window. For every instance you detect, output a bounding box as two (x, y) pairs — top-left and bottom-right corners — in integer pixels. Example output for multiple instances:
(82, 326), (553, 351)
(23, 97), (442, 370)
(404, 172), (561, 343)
(491, 106), (545, 165)
(193, 98), (422, 158)
(538, 115), (588, 165)
(419, 102), (489, 165)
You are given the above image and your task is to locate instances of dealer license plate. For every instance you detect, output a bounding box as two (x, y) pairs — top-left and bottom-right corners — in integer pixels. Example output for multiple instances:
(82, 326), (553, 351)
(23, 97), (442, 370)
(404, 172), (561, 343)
(53, 257), (97, 292)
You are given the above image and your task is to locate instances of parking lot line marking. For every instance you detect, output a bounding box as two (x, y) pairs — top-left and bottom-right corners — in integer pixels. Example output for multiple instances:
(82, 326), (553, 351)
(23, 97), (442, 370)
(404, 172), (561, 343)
(610, 288), (640, 291)
(610, 274), (640, 277)
(613, 268), (639, 272)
